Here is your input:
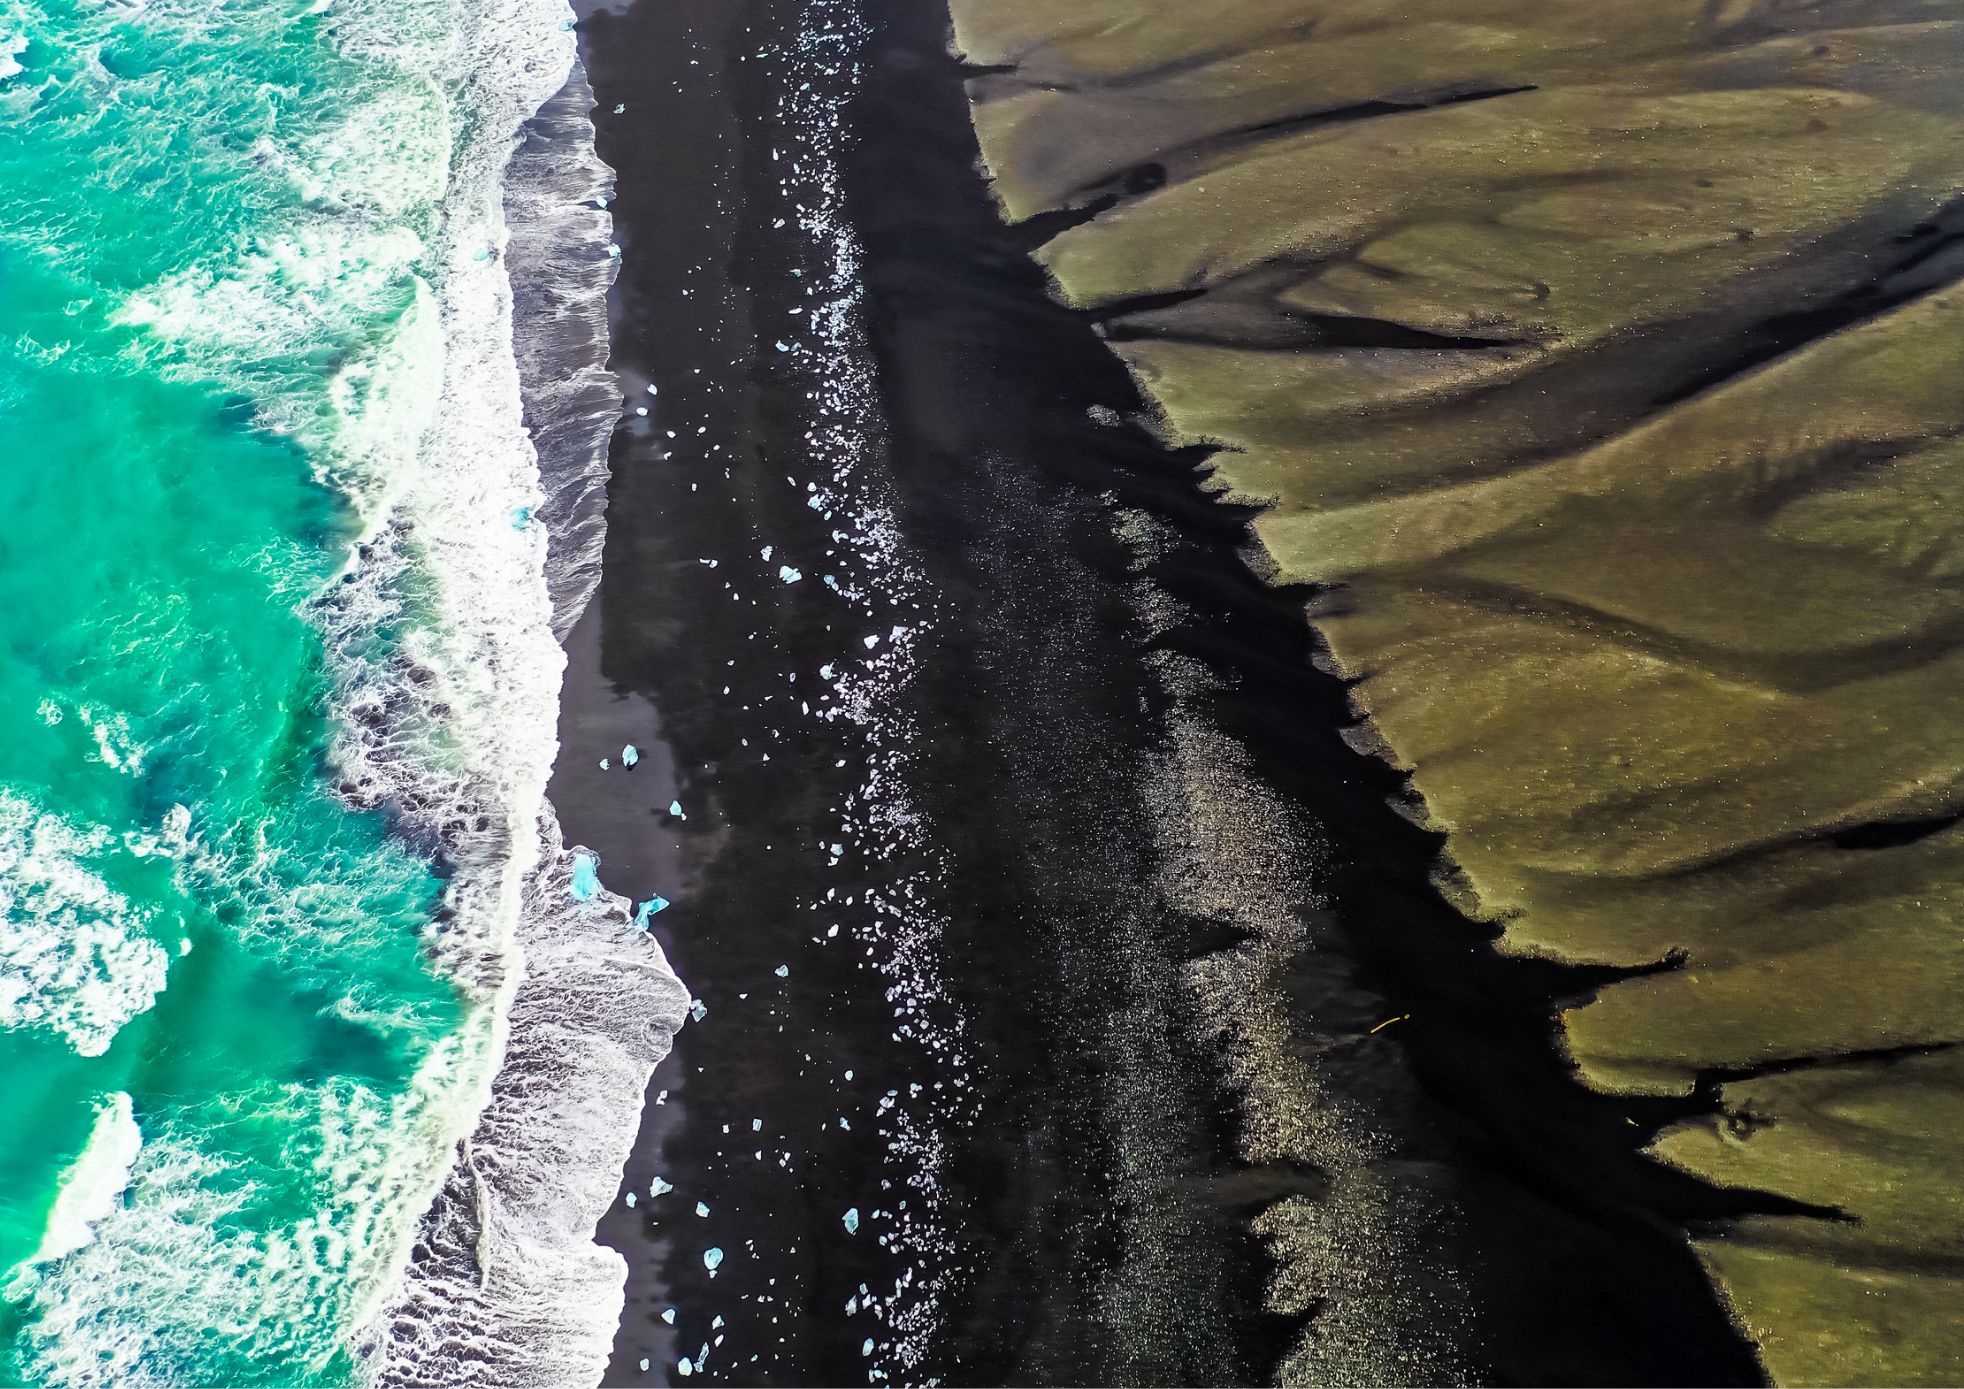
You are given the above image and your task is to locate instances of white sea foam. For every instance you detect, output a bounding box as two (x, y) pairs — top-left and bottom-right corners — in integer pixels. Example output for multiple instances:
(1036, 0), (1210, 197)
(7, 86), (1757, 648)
(0, 791), (167, 1058)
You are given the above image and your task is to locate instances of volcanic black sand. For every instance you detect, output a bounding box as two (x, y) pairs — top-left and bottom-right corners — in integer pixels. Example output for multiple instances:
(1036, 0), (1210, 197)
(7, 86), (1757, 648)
(549, 0), (1791, 1383)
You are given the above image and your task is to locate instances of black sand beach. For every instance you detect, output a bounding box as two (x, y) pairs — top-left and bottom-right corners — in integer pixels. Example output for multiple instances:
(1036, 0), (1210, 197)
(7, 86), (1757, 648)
(549, 0), (1794, 1382)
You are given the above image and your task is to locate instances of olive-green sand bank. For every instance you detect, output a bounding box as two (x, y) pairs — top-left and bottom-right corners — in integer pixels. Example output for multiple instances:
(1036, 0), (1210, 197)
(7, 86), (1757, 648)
(944, 2), (1964, 1382)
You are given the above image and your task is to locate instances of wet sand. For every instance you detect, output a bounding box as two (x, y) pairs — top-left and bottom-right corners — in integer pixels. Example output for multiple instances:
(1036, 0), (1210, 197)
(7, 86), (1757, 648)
(550, 0), (1786, 1383)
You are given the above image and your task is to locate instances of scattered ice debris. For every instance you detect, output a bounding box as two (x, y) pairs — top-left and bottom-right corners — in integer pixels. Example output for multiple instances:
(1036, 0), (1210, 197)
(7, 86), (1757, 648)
(508, 505), (533, 529)
(774, 965), (789, 978)
(669, 799), (686, 818)
(695, 1201), (710, 1218)
(651, 1176), (674, 1196)
(778, 566), (803, 583)
(570, 852), (601, 901)
(662, 1309), (677, 1325)
(704, 1247), (724, 1272)
(624, 1192), (638, 1208)
(622, 744), (640, 767)
(634, 896), (670, 928)
(690, 999), (708, 1023)
(843, 1208), (860, 1235)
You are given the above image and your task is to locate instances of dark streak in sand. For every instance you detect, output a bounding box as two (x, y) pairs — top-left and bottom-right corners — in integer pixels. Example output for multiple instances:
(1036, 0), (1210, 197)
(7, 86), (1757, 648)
(548, 0), (1784, 1383)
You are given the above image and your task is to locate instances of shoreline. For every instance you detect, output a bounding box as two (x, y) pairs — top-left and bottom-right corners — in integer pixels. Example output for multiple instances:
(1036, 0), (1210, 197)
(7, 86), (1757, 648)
(376, 35), (689, 1388)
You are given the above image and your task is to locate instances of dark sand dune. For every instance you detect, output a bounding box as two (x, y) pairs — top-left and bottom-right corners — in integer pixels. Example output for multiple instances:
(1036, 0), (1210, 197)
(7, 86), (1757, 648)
(942, 2), (1964, 1382)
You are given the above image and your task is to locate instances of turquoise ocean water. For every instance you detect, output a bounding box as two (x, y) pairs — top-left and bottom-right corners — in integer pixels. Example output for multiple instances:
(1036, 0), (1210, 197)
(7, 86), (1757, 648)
(0, 0), (601, 1381)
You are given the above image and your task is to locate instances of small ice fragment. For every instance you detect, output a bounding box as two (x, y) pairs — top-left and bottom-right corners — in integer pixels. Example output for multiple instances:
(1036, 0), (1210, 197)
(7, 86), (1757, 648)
(774, 965), (789, 978)
(695, 1201), (710, 1217)
(778, 566), (802, 583)
(509, 505), (533, 529)
(622, 744), (640, 767)
(843, 1208), (860, 1235)
(661, 1308), (677, 1325)
(844, 1069), (854, 1080)
(712, 1316), (725, 1330)
(847, 1296), (858, 1315)
(669, 799), (686, 818)
(751, 1119), (762, 1132)
(862, 1339), (874, 1357)
(600, 757), (611, 770)
(829, 843), (843, 857)
(634, 896), (670, 928)
(646, 383), (658, 395)
(635, 406), (648, 416)
(703, 1247), (724, 1271)
(819, 664), (835, 679)
(639, 1359), (650, 1372)
(614, 104), (626, 114)
(690, 999), (708, 1023)
(625, 1192), (638, 1207)
(760, 546), (774, 561)
(827, 925), (839, 938)
(570, 853), (601, 901)
(678, 1360), (692, 1378)
(862, 635), (880, 650)
(651, 1176), (674, 1197)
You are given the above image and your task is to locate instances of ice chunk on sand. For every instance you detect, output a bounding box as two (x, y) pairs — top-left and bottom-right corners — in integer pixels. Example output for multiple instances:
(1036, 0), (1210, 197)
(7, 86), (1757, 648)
(570, 852), (601, 901)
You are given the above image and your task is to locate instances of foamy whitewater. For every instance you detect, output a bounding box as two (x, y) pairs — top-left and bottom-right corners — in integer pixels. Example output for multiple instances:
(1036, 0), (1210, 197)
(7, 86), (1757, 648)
(0, 0), (682, 1382)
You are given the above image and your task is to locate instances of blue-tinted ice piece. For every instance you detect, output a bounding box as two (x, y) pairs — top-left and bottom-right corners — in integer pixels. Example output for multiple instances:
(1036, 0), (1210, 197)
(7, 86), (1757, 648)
(712, 1315), (725, 1330)
(774, 965), (789, 978)
(778, 565), (802, 584)
(690, 998), (708, 1023)
(669, 799), (686, 818)
(624, 1191), (637, 1207)
(634, 896), (670, 928)
(695, 1201), (710, 1218)
(651, 1176), (674, 1196)
(570, 852), (601, 901)
(862, 1339), (874, 1357)
(509, 505), (533, 529)
(677, 1360), (692, 1378)
(621, 744), (640, 767)
(662, 1309), (677, 1325)
(843, 1207), (859, 1235)
(703, 1247), (724, 1271)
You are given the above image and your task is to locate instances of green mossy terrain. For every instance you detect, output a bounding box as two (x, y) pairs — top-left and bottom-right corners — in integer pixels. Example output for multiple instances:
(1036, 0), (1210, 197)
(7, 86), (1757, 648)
(944, 1), (1964, 1382)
